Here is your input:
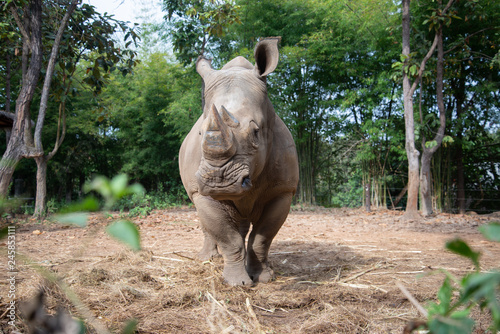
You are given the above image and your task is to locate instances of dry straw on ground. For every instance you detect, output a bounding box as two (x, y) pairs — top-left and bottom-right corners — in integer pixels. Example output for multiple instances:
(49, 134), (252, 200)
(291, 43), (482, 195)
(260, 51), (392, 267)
(1, 207), (499, 333)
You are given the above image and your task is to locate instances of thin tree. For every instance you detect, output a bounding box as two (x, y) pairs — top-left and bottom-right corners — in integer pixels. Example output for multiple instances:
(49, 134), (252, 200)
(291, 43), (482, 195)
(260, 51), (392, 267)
(401, 0), (453, 220)
(419, 13), (447, 217)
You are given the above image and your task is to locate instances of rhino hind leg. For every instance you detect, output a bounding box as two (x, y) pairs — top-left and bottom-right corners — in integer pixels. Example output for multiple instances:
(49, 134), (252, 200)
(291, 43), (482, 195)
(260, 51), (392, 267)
(193, 195), (253, 286)
(246, 193), (293, 283)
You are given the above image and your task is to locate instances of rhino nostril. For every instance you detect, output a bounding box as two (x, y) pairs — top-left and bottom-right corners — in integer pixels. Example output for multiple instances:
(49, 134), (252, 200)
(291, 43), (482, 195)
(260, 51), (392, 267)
(242, 177), (252, 189)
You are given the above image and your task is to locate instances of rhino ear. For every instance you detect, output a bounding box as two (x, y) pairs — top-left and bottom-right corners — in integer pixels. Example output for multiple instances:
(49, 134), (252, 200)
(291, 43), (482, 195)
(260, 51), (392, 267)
(254, 37), (280, 77)
(196, 56), (213, 79)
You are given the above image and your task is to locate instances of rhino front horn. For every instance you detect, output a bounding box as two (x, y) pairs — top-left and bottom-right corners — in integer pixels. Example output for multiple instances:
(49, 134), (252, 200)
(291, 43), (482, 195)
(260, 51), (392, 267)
(202, 104), (237, 165)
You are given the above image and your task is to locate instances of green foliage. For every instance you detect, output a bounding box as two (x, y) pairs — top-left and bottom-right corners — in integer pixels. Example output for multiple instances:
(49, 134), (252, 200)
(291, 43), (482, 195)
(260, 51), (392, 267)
(415, 222), (500, 333)
(446, 239), (481, 270)
(480, 223), (500, 242)
(161, 0), (241, 64)
(2, 0), (498, 213)
(84, 174), (145, 211)
(111, 183), (189, 218)
(106, 220), (141, 251)
(122, 319), (138, 334)
(329, 174), (363, 208)
(55, 174), (143, 251)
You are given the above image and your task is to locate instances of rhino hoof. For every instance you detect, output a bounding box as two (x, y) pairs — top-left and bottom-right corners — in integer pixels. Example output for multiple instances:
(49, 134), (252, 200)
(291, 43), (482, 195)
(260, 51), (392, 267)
(249, 267), (275, 283)
(223, 266), (253, 286)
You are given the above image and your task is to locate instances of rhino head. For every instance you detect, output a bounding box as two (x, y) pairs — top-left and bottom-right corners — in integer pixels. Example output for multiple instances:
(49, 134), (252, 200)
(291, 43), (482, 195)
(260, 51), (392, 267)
(195, 38), (280, 200)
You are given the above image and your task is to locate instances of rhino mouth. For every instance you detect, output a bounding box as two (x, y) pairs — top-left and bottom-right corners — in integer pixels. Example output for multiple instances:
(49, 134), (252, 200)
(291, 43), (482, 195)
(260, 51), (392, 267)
(196, 159), (251, 198)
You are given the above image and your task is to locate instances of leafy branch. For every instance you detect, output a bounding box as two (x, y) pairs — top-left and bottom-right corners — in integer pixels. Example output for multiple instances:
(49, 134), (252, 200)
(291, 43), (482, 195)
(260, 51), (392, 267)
(56, 174), (145, 251)
(407, 222), (500, 333)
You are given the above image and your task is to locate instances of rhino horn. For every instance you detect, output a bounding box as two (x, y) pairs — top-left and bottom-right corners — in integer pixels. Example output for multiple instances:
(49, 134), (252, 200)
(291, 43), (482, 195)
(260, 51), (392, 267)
(202, 104), (237, 165)
(220, 105), (239, 128)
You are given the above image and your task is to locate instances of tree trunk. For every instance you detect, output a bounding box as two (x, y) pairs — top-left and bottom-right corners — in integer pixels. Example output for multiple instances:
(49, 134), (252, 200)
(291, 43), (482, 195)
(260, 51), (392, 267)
(0, 0), (78, 215)
(456, 140), (466, 213)
(454, 69), (466, 214)
(0, 146), (22, 197)
(34, 156), (48, 216)
(5, 53), (12, 113)
(401, 0), (421, 220)
(400, 0), (454, 220)
(420, 23), (447, 216)
(0, 0), (43, 198)
(365, 179), (371, 212)
(392, 183), (408, 208)
(420, 152), (433, 216)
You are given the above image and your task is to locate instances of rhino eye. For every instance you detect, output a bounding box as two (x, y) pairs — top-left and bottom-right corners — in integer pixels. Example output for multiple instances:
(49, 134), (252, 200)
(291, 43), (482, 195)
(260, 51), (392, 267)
(250, 121), (260, 148)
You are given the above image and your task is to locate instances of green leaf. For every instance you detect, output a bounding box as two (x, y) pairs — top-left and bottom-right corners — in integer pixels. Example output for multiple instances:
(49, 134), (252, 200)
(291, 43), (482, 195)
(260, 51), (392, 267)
(127, 183), (146, 197)
(391, 61), (402, 69)
(54, 212), (89, 227)
(450, 309), (471, 319)
(110, 174), (129, 198)
(461, 271), (500, 304)
(60, 196), (100, 213)
(460, 271), (500, 329)
(436, 277), (452, 312)
(425, 140), (438, 148)
(85, 176), (112, 199)
(429, 315), (475, 334)
(446, 239), (480, 269)
(122, 319), (138, 334)
(479, 222), (500, 242)
(410, 64), (417, 76)
(442, 135), (454, 144)
(106, 220), (141, 251)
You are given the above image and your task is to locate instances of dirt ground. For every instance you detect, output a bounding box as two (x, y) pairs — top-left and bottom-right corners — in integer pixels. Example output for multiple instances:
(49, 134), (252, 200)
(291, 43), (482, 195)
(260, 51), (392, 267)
(1, 207), (499, 333)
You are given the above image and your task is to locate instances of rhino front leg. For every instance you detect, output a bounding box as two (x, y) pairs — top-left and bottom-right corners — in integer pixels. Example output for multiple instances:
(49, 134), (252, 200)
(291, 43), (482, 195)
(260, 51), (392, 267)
(193, 194), (253, 286)
(247, 193), (293, 283)
(197, 228), (220, 261)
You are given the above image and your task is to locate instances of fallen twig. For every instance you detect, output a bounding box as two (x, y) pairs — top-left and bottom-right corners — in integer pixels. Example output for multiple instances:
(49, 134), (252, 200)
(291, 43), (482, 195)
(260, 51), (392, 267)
(270, 250), (307, 255)
(151, 255), (184, 262)
(340, 263), (383, 283)
(173, 251), (196, 261)
(252, 305), (275, 313)
(396, 281), (428, 317)
(368, 271), (424, 275)
(387, 250), (422, 253)
(206, 291), (243, 326)
(337, 282), (388, 293)
(246, 298), (262, 333)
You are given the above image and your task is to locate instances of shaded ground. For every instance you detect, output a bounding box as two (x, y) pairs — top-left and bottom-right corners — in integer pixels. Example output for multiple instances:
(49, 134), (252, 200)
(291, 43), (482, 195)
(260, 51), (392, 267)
(1, 207), (499, 333)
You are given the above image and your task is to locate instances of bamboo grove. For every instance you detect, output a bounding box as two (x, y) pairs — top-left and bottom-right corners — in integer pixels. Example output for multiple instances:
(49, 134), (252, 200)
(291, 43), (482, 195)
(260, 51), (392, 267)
(0, 0), (499, 215)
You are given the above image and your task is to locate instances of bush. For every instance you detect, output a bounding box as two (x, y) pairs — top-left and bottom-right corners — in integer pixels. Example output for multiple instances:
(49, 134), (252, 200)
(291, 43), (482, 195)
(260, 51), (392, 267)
(408, 222), (500, 333)
(111, 181), (189, 217)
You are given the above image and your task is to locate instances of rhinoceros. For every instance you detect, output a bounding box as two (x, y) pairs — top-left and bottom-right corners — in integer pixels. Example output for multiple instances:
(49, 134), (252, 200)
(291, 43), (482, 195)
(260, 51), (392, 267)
(179, 38), (299, 286)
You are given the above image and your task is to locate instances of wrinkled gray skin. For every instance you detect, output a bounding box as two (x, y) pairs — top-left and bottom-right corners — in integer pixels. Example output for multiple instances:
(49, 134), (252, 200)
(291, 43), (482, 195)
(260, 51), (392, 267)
(179, 38), (299, 286)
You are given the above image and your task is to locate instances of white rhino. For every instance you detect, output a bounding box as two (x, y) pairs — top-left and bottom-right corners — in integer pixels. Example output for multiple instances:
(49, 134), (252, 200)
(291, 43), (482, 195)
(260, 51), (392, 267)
(179, 38), (299, 285)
